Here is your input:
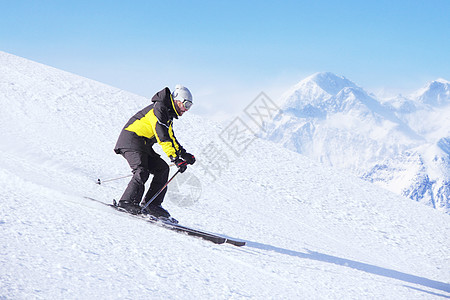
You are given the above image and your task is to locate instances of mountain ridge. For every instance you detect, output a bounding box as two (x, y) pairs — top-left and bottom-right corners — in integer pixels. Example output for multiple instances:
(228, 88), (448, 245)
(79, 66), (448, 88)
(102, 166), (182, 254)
(263, 72), (450, 213)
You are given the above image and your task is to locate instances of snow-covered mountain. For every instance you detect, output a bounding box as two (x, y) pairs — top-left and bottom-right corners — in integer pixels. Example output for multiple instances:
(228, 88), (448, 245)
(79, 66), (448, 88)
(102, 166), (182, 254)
(413, 78), (450, 107)
(262, 72), (450, 214)
(383, 78), (450, 141)
(1, 52), (449, 299)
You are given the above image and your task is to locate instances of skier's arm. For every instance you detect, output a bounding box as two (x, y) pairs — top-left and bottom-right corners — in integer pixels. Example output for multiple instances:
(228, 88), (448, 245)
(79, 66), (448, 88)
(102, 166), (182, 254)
(150, 105), (182, 158)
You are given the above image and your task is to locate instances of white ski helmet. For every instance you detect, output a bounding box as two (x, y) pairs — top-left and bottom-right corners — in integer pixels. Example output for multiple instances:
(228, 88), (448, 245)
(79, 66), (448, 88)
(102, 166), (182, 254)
(172, 84), (193, 104)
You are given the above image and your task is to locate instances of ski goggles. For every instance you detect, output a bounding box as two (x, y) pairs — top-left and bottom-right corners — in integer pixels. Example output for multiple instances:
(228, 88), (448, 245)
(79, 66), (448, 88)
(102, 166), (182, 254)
(182, 99), (193, 110)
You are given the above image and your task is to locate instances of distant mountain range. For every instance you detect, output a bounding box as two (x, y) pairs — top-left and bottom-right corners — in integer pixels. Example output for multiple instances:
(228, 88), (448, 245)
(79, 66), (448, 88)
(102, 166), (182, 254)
(262, 72), (450, 213)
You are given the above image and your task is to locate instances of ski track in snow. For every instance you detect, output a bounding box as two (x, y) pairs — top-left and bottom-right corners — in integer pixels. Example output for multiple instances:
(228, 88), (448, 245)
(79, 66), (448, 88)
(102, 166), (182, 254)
(1, 51), (449, 299)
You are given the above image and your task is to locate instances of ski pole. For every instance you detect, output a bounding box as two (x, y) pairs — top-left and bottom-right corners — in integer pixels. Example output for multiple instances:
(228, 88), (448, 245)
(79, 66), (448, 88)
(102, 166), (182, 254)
(97, 174), (132, 185)
(97, 163), (176, 185)
(140, 169), (181, 213)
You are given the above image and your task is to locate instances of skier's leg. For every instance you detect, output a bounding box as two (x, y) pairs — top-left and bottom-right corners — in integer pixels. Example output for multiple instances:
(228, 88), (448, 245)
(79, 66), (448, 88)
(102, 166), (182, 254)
(142, 156), (170, 206)
(119, 150), (150, 205)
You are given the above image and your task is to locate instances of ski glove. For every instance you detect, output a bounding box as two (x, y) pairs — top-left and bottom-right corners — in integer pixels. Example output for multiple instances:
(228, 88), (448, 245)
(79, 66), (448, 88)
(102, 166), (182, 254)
(172, 156), (188, 173)
(181, 152), (196, 165)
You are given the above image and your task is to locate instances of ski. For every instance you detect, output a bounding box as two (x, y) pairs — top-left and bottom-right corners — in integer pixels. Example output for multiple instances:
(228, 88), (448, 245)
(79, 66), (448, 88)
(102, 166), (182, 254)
(84, 197), (246, 246)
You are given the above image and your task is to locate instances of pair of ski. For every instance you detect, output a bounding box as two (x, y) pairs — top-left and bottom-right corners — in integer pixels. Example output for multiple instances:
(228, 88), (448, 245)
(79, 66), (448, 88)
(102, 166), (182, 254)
(84, 197), (245, 247)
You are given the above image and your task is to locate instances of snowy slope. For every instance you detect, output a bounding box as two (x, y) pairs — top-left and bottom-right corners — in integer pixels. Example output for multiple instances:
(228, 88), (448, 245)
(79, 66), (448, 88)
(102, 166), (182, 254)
(1, 52), (449, 299)
(262, 72), (450, 213)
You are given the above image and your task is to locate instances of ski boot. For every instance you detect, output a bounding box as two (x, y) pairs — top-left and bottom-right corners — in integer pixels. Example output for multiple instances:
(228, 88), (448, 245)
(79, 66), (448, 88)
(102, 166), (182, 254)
(144, 204), (178, 224)
(117, 200), (142, 215)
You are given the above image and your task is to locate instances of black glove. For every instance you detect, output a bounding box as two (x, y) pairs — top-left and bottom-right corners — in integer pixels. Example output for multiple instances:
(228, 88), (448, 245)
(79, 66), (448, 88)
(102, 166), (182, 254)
(171, 156), (188, 173)
(181, 152), (196, 165)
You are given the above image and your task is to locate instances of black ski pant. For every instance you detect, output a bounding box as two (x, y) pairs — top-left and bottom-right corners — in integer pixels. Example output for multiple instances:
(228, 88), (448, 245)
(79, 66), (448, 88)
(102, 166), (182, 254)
(119, 150), (170, 206)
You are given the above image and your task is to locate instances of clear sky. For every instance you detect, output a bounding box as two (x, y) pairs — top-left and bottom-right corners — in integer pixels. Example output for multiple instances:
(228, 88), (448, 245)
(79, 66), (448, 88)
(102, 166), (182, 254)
(1, 0), (449, 118)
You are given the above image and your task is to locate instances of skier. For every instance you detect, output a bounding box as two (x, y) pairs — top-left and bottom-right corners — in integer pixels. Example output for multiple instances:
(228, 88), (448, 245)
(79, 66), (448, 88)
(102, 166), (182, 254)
(114, 85), (196, 218)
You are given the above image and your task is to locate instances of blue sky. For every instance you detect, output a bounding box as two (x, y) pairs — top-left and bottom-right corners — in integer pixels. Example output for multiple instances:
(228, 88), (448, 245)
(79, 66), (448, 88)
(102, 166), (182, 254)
(1, 0), (449, 118)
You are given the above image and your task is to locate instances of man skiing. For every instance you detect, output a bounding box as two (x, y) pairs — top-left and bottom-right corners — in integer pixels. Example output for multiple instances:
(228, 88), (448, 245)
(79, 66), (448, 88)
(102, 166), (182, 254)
(114, 85), (196, 218)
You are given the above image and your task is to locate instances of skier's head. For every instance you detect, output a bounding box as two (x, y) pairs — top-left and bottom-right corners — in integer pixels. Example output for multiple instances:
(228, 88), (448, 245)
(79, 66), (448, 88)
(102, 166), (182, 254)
(172, 84), (193, 116)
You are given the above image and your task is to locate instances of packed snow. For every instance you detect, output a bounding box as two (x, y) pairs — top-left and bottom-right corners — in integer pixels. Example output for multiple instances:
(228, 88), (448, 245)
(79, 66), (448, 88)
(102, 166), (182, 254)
(1, 52), (449, 299)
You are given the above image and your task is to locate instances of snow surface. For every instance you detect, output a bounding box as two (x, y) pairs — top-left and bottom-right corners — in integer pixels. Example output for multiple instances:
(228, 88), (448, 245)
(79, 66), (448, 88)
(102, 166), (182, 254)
(1, 52), (449, 299)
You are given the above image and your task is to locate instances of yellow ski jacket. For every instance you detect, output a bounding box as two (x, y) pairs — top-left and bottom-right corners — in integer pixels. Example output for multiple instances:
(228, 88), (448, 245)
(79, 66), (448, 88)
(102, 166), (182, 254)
(114, 87), (184, 158)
